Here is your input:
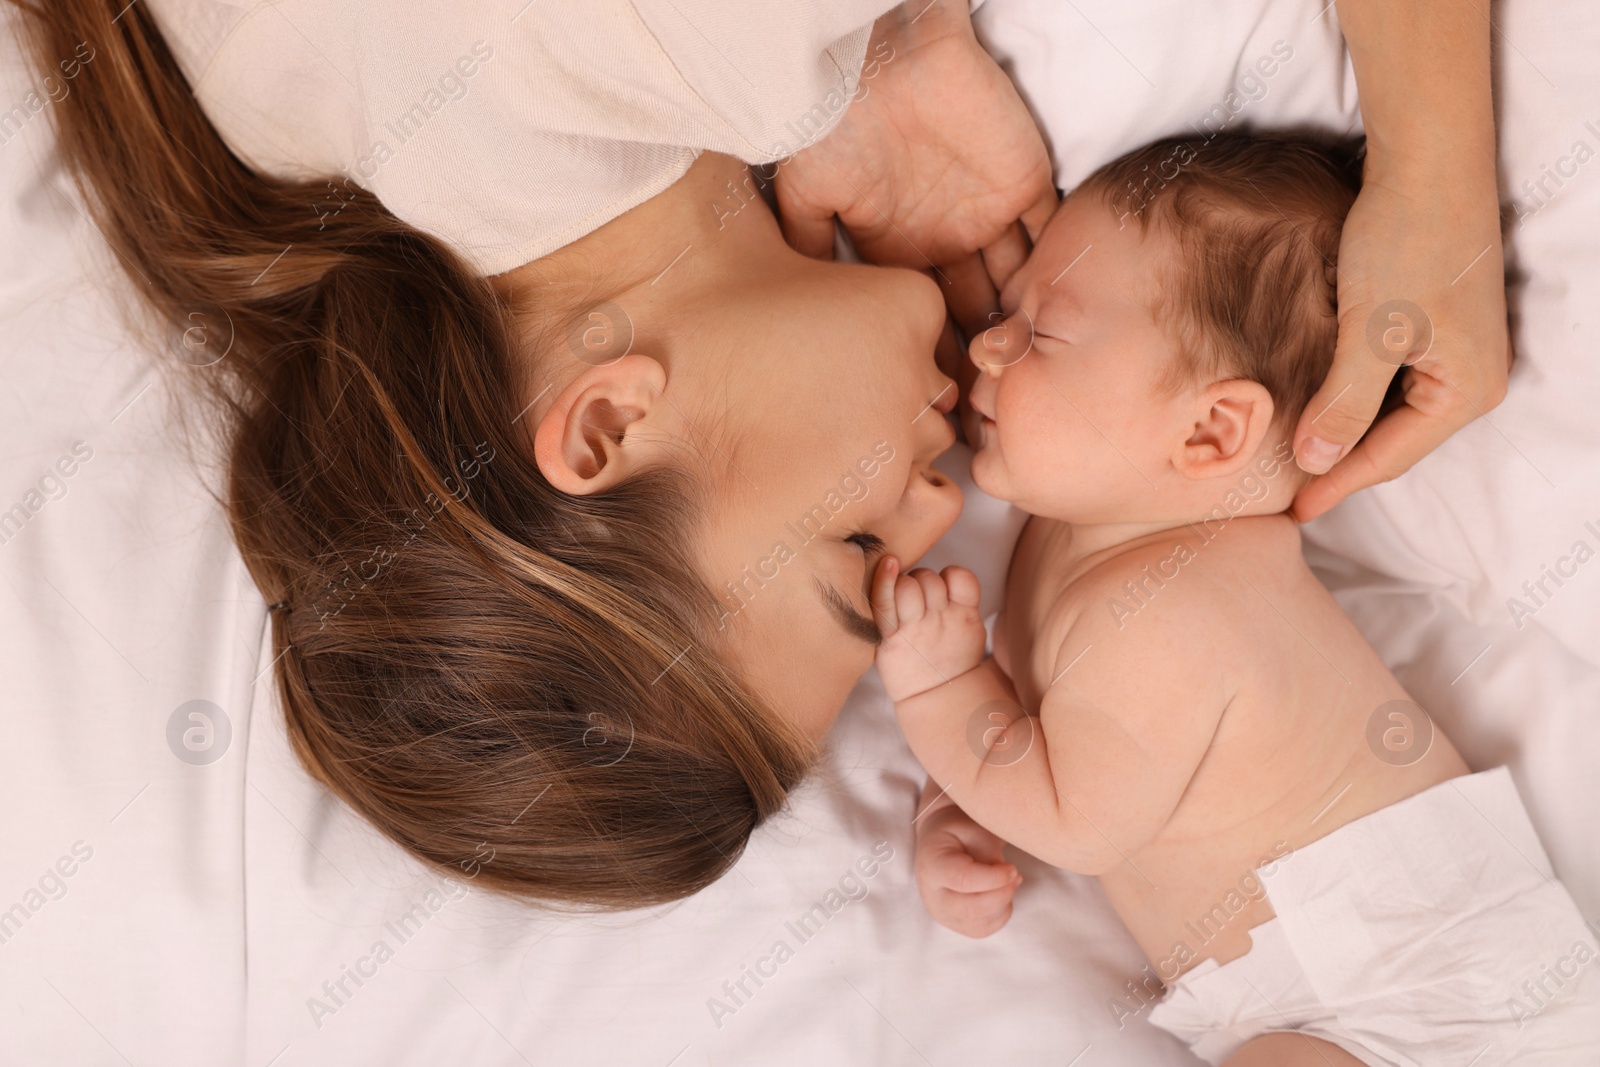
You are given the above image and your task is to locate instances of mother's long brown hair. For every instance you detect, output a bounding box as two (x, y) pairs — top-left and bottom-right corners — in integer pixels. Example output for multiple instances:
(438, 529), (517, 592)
(9, 0), (813, 907)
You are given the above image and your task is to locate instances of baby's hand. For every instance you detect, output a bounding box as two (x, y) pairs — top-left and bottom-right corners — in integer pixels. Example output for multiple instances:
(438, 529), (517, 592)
(916, 798), (1021, 938)
(872, 558), (986, 702)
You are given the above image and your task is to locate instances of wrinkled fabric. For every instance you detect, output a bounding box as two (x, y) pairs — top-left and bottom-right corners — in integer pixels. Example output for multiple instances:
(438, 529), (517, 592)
(144, 0), (896, 274)
(1148, 768), (1600, 1066)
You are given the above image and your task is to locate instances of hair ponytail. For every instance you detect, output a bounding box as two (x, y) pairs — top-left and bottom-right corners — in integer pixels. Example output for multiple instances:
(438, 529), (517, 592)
(9, 0), (814, 907)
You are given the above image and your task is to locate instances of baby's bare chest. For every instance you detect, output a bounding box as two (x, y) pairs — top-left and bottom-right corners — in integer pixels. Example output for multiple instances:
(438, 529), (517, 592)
(1005, 519), (1400, 750)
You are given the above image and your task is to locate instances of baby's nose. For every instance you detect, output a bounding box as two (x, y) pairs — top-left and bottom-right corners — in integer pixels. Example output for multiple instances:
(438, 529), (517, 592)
(968, 311), (1033, 375)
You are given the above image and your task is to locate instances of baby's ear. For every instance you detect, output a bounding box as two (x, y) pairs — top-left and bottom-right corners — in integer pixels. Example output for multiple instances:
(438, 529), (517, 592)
(1175, 378), (1275, 479)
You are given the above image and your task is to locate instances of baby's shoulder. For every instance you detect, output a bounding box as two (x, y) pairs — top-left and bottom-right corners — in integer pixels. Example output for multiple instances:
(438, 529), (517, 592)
(1042, 515), (1303, 672)
(1027, 548), (1226, 727)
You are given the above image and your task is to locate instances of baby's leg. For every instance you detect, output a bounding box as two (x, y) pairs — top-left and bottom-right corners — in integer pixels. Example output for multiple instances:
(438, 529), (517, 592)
(1220, 1033), (1371, 1067)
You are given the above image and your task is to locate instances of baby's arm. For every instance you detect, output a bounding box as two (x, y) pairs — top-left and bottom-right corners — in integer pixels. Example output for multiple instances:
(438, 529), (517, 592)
(870, 560), (1024, 934)
(913, 776), (1021, 938)
(875, 556), (1226, 875)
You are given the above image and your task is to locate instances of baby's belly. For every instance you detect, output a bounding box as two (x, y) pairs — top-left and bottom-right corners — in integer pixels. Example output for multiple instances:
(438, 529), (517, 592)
(1098, 727), (1468, 982)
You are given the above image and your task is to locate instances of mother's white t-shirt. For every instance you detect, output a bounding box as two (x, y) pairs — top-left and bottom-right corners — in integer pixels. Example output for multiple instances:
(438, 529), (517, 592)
(146, 0), (897, 275)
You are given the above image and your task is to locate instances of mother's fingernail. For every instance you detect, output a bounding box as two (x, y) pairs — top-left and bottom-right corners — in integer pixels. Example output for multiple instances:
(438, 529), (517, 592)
(1296, 436), (1345, 475)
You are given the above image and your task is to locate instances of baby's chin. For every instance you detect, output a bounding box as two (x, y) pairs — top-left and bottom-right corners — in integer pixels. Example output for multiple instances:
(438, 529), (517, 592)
(971, 444), (1092, 521)
(968, 441), (1024, 505)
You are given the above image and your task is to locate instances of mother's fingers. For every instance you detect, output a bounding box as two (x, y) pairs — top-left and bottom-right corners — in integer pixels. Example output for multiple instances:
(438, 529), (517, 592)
(979, 220), (1030, 296)
(1290, 395), (1463, 522)
(778, 206), (839, 262)
(950, 198), (1060, 342)
(937, 251), (999, 342)
(1291, 316), (1399, 476)
(1019, 181), (1059, 245)
(961, 187), (1060, 330)
(979, 180), (1059, 295)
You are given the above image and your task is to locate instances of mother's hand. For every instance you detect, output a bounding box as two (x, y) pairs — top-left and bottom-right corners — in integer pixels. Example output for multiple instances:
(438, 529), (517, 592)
(1290, 0), (1510, 521)
(1289, 173), (1512, 522)
(774, 0), (1057, 339)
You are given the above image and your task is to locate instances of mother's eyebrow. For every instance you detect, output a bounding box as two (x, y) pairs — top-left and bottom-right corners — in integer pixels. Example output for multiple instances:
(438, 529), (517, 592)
(814, 577), (882, 645)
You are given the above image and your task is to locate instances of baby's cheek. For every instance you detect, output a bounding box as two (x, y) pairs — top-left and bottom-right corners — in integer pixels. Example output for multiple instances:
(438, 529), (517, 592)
(994, 375), (1061, 480)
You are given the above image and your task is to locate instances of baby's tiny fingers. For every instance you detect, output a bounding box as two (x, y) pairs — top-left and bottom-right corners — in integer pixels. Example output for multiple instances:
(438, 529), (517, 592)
(942, 566), (981, 608)
(894, 572), (928, 626)
(933, 885), (1017, 939)
(911, 567), (948, 612)
(941, 854), (1020, 895)
(871, 556), (901, 635)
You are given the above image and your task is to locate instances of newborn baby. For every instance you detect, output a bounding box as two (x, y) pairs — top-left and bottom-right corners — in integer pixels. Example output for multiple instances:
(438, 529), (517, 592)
(874, 133), (1600, 1065)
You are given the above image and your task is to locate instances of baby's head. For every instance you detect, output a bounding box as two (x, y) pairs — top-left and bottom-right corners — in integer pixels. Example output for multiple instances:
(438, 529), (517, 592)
(967, 132), (1360, 525)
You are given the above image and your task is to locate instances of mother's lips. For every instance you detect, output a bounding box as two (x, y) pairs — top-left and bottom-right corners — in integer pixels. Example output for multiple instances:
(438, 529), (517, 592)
(932, 407), (957, 450)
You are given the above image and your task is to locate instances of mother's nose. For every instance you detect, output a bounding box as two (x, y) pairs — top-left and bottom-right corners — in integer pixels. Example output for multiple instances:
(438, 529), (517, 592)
(892, 266), (948, 349)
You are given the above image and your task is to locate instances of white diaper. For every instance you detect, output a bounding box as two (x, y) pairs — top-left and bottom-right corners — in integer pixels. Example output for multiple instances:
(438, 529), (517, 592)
(1145, 767), (1600, 1066)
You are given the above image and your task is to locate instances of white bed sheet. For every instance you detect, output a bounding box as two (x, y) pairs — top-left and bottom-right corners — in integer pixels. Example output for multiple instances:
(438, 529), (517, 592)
(1, 2), (1596, 1065)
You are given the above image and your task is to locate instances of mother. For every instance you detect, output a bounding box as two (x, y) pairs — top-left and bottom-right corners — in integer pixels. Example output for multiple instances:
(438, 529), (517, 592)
(9, 0), (1504, 916)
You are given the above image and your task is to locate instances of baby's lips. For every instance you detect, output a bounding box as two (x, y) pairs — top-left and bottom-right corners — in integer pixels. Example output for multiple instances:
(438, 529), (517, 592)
(968, 412), (996, 451)
(965, 390), (994, 423)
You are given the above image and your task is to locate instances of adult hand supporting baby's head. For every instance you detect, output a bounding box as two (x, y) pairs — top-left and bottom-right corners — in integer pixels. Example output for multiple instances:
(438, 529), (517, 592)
(773, 0), (1058, 342)
(1288, 0), (1511, 522)
(1287, 172), (1512, 523)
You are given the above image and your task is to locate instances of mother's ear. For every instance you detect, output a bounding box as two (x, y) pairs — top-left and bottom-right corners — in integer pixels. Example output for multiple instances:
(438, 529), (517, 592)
(533, 354), (670, 495)
(1176, 378), (1275, 479)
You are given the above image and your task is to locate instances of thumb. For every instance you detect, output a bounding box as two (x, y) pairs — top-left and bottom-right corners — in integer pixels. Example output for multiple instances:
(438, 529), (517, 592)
(1293, 309), (1404, 474)
(778, 204), (838, 261)
(1019, 181), (1059, 245)
(774, 167), (839, 261)
(939, 251), (999, 343)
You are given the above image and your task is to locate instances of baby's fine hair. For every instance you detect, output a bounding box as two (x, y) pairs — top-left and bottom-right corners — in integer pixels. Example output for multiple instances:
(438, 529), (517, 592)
(1078, 132), (1363, 427)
